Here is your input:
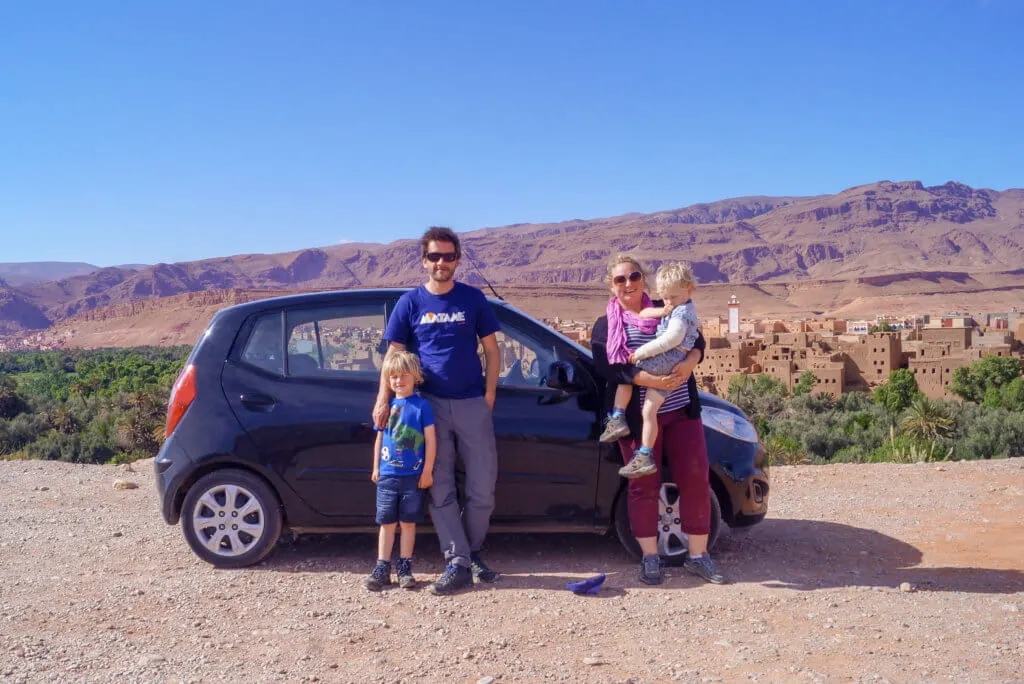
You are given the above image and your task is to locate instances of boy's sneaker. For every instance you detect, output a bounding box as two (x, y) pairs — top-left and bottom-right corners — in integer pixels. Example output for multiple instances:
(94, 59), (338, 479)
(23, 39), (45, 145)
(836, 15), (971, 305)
(639, 553), (663, 585)
(470, 552), (500, 583)
(363, 560), (392, 591)
(599, 414), (630, 442)
(396, 558), (416, 589)
(618, 448), (657, 479)
(427, 564), (473, 596)
(683, 553), (729, 584)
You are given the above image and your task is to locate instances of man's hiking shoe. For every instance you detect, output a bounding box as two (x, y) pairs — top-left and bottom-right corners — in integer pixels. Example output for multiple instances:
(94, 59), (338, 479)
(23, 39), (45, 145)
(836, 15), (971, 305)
(363, 560), (392, 591)
(427, 564), (473, 596)
(397, 558), (416, 589)
(639, 553), (663, 585)
(470, 552), (500, 583)
(618, 449), (657, 479)
(683, 553), (729, 584)
(599, 414), (630, 442)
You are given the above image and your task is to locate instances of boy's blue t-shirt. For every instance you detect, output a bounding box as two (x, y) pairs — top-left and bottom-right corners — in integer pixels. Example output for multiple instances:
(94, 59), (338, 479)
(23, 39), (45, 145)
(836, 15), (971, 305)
(383, 283), (501, 399)
(377, 394), (435, 476)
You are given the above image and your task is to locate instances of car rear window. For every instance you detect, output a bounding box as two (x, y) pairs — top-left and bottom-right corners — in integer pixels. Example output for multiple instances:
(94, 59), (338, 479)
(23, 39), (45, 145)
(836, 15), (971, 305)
(241, 313), (284, 375)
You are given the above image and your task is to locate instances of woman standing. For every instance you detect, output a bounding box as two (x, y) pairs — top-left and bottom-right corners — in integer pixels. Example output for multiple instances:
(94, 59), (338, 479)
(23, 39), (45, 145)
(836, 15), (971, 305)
(590, 254), (728, 585)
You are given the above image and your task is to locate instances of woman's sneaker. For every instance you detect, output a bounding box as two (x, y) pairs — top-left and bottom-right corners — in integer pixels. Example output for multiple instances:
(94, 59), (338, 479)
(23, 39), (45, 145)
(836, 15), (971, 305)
(396, 558), (416, 589)
(599, 414), (630, 442)
(618, 448), (657, 479)
(363, 560), (392, 591)
(639, 553), (663, 585)
(683, 553), (729, 584)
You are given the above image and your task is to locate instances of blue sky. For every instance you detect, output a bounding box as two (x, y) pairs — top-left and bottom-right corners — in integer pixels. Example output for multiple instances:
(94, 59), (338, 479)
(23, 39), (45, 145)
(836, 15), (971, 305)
(1, 1), (1022, 266)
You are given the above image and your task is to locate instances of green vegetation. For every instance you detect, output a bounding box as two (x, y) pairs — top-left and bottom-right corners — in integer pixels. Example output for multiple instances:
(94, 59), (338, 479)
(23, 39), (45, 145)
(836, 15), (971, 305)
(728, 357), (1024, 465)
(0, 347), (190, 464)
(868, 321), (895, 333)
(3, 345), (1021, 467)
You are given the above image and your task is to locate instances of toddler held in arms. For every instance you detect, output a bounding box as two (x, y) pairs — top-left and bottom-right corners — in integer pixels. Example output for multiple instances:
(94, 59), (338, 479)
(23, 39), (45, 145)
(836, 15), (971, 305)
(600, 262), (699, 478)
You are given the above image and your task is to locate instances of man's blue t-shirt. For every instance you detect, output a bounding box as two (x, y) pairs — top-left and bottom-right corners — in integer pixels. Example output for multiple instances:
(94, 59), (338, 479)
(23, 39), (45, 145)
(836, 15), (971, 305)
(378, 395), (435, 476)
(383, 283), (501, 399)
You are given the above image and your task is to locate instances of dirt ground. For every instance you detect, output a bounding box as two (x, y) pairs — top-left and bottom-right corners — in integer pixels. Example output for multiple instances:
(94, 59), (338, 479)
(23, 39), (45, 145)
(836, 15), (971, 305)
(0, 458), (1021, 683)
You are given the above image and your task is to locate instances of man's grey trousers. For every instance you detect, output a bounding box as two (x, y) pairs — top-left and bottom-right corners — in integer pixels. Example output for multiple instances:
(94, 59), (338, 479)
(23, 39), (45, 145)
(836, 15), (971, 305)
(423, 394), (498, 567)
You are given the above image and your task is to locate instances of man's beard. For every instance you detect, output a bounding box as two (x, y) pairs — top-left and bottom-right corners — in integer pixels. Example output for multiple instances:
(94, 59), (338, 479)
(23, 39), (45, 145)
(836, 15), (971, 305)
(430, 268), (454, 282)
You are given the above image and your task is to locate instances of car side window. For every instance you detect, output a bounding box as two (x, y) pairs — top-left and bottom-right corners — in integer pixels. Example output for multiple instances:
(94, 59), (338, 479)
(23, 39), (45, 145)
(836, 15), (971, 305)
(285, 303), (387, 379)
(241, 313), (284, 375)
(484, 312), (557, 388)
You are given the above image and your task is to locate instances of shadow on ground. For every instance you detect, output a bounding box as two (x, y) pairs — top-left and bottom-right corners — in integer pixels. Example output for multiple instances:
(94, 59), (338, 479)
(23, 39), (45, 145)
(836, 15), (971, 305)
(257, 519), (1024, 595)
(714, 518), (1024, 594)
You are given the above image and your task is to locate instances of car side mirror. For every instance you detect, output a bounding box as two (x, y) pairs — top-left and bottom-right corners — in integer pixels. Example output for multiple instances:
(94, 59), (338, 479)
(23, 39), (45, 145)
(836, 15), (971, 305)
(546, 361), (583, 393)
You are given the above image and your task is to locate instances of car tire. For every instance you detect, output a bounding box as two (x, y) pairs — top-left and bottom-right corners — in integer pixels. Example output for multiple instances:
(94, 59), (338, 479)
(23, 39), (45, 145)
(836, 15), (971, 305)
(181, 468), (283, 568)
(613, 482), (722, 566)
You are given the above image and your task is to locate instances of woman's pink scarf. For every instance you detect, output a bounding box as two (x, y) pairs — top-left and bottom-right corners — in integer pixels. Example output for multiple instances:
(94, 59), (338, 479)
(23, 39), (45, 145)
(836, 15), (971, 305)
(606, 294), (659, 364)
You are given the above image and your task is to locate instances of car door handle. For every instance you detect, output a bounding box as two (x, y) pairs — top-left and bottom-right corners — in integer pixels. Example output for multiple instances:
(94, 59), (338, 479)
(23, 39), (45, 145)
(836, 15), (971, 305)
(240, 393), (276, 409)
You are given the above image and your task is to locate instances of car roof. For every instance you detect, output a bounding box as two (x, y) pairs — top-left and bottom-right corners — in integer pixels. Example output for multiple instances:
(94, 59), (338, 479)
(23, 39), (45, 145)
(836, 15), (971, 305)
(215, 287), (527, 318)
(216, 288), (412, 317)
(212, 286), (594, 358)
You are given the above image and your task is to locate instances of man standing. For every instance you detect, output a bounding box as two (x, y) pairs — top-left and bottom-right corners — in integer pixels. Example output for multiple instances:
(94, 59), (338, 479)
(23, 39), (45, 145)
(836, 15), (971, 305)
(374, 226), (502, 595)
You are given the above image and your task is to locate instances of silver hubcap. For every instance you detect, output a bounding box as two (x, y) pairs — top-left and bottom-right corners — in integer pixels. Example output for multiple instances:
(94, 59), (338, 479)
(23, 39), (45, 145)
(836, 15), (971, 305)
(191, 484), (265, 557)
(657, 483), (689, 558)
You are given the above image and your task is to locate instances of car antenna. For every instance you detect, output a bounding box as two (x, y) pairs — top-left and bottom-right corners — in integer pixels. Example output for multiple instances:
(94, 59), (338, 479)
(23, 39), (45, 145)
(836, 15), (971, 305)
(462, 247), (504, 301)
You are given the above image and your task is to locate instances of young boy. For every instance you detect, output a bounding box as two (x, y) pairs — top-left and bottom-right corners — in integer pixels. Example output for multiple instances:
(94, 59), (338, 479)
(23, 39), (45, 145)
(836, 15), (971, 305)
(365, 350), (437, 590)
(600, 262), (700, 478)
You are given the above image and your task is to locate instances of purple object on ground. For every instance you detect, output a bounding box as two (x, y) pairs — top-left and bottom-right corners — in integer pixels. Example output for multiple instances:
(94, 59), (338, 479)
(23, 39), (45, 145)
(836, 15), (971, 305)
(566, 573), (606, 595)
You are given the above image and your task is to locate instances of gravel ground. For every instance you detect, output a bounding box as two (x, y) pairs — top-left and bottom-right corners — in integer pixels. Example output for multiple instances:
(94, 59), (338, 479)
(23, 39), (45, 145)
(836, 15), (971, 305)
(0, 458), (1022, 683)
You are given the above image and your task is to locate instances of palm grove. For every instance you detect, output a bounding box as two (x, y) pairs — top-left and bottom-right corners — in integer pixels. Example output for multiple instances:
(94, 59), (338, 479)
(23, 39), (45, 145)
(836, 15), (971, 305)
(0, 347), (1022, 464)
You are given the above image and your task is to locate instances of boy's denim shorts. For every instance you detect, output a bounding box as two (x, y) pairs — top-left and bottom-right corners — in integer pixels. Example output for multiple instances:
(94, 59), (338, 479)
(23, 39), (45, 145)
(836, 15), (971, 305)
(375, 474), (425, 525)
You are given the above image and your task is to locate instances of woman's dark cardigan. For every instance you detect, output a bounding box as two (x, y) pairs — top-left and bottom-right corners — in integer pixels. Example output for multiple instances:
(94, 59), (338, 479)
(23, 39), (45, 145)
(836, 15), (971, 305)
(590, 309), (705, 440)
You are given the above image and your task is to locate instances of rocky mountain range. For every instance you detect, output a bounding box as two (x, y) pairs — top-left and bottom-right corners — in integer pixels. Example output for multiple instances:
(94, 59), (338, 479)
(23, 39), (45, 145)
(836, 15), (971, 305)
(2, 180), (1023, 337)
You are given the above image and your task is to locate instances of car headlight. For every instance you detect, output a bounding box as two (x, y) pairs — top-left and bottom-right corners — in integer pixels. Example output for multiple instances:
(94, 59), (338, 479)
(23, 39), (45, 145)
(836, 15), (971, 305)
(701, 406), (759, 444)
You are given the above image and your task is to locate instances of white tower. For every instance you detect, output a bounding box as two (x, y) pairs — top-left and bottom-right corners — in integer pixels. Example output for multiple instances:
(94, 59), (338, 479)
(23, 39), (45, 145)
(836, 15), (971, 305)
(728, 294), (740, 334)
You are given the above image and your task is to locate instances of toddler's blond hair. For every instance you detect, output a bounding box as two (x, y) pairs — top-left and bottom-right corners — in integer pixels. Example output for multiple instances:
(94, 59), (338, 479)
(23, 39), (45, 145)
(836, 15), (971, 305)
(382, 349), (424, 385)
(655, 261), (697, 294)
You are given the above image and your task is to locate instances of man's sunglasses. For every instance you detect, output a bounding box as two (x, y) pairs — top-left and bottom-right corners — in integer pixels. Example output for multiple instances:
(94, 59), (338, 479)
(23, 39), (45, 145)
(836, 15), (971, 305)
(425, 252), (459, 263)
(612, 271), (643, 285)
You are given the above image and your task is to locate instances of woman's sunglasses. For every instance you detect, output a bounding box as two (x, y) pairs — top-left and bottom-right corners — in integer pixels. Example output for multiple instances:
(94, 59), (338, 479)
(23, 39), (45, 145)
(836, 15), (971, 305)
(612, 271), (643, 285)
(425, 252), (459, 263)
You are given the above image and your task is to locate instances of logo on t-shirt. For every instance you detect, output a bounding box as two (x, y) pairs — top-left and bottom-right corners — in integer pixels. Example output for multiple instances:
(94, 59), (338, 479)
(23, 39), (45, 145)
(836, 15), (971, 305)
(419, 311), (466, 325)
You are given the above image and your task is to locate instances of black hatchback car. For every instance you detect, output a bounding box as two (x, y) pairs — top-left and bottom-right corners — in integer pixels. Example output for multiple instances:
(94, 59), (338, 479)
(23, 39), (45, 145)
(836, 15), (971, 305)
(155, 289), (769, 568)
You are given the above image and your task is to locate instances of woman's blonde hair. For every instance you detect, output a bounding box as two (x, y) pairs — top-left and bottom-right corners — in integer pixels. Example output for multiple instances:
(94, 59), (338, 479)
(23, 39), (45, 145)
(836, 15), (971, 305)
(655, 261), (697, 293)
(381, 349), (424, 385)
(606, 253), (648, 284)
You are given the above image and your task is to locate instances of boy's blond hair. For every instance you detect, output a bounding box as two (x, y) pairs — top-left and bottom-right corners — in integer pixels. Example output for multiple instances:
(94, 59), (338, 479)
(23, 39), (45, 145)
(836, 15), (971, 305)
(382, 349), (424, 385)
(655, 261), (697, 293)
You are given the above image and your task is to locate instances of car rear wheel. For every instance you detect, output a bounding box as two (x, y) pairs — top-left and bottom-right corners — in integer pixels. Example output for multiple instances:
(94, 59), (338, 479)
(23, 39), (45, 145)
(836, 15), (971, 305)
(614, 482), (722, 566)
(181, 469), (282, 568)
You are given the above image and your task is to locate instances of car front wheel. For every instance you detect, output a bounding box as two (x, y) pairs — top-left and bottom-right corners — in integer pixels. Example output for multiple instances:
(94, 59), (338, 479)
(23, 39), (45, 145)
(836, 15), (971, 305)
(181, 469), (283, 568)
(614, 482), (722, 566)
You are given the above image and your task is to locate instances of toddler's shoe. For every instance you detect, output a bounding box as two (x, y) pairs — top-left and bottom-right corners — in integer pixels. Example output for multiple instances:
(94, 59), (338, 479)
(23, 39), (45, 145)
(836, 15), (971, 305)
(599, 414), (630, 442)
(363, 560), (392, 591)
(618, 448), (657, 479)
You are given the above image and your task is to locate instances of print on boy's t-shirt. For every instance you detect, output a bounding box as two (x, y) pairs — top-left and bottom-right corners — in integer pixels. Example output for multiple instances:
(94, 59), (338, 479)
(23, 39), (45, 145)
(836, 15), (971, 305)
(377, 395), (435, 476)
